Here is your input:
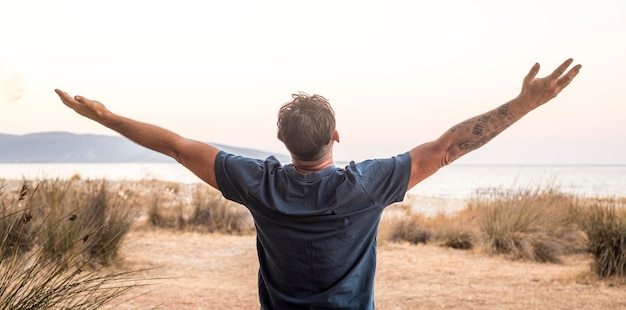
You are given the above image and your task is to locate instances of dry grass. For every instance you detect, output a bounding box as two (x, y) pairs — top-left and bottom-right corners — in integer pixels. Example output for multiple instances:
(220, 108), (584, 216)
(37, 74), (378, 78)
(380, 204), (432, 245)
(4, 176), (626, 309)
(470, 187), (584, 263)
(147, 184), (254, 235)
(0, 179), (142, 309)
(386, 185), (623, 273)
(27, 178), (135, 266)
(576, 198), (626, 277)
(430, 209), (478, 250)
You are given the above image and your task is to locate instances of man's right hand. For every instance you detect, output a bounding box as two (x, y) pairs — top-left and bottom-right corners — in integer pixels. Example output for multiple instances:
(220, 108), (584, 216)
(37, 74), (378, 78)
(54, 89), (221, 189)
(55, 89), (109, 122)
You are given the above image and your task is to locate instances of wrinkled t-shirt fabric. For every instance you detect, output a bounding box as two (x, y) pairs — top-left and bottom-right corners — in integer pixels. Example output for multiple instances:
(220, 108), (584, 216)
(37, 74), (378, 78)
(215, 151), (411, 309)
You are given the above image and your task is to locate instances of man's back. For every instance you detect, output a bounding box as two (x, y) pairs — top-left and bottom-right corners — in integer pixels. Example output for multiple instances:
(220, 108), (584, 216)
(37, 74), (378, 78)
(215, 152), (411, 309)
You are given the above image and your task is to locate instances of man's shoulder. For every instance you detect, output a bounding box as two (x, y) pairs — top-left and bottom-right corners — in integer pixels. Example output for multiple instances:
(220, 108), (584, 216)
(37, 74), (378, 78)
(217, 150), (284, 165)
(343, 152), (412, 172)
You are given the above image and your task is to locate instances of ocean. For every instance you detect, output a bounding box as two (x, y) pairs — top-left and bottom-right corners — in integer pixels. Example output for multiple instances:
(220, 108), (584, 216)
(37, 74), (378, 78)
(2, 163), (624, 200)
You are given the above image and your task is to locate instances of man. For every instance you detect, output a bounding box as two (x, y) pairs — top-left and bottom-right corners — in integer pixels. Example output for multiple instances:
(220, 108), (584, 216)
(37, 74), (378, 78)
(55, 58), (581, 309)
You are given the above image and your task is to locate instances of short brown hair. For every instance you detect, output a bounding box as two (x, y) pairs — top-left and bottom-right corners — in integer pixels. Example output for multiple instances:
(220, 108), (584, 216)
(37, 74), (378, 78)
(277, 93), (336, 162)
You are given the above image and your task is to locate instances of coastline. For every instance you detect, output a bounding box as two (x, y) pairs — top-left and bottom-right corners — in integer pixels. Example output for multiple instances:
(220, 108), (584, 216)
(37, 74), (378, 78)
(3, 173), (625, 218)
(3, 163), (626, 201)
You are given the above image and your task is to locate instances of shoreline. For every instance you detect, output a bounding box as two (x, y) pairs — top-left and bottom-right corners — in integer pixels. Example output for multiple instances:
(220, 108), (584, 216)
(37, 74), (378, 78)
(3, 163), (626, 200)
(3, 178), (625, 218)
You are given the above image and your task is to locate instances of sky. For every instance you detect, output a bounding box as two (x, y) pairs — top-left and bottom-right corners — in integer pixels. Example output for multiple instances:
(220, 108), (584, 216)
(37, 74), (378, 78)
(0, 0), (625, 165)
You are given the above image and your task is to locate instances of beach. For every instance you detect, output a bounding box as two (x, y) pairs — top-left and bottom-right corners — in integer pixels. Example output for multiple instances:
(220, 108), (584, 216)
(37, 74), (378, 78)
(117, 229), (623, 309)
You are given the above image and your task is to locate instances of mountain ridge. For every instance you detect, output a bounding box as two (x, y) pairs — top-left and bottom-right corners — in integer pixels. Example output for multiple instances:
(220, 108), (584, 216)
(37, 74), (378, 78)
(0, 132), (289, 163)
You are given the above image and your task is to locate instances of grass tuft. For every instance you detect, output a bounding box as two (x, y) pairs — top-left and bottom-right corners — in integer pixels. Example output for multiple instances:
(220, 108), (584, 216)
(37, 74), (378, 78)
(188, 188), (253, 234)
(470, 187), (582, 263)
(577, 199), (626, 277)
(31, 179), (135, 266)
(0, 179), (141, 309)
(382, 204), (432, 245)
(146, 184), (254, 235)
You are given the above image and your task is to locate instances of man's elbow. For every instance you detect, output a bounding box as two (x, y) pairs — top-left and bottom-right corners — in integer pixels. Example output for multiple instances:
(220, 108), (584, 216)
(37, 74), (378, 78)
(167, 138), (192, 165)
(441, 147), (461, 167)
(426, 139), (459, 168)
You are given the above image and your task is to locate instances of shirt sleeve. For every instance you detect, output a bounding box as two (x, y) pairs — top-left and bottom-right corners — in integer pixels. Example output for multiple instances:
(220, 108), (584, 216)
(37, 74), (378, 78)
(214, 151), (285, 206)
(214, 151), (262, 205)
(344, 152), (411, 207)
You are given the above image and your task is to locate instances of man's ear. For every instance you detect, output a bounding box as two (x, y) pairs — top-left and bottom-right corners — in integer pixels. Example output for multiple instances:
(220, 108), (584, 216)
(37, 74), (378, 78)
(333, 130), (340, 143)
(277, 132), (284, 142)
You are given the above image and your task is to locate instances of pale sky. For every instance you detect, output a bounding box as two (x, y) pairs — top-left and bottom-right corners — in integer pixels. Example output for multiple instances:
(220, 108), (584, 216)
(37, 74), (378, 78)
(1, 0), (625, 164)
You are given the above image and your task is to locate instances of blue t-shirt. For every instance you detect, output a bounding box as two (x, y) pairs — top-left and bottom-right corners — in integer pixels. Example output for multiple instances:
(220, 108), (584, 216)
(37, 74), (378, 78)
(215, 151), (411, 309)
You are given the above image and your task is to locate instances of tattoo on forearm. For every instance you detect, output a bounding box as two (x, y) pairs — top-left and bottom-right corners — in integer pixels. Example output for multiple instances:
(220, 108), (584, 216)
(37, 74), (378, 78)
(472, 113), (494, 136)
(447, 101), (521, 156)
(453, 102), (517, 152)
(458, 131), (501, 151)
(450, 119), (471, 133)
(478, 114), (491, 123)
(498, 104), (509, 116)
(472, 124), (485, 136)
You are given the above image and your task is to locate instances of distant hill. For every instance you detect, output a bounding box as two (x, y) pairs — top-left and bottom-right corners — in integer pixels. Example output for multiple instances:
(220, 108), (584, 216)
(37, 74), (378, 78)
(0, 132), (289, 163)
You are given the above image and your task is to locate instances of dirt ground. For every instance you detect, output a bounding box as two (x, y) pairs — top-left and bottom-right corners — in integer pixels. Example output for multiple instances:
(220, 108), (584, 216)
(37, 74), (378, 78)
(115, 228), (625, 310)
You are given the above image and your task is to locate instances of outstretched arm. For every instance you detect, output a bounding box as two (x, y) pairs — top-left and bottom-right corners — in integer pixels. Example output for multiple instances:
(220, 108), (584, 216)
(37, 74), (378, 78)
(407, 58), (582, 189)
(54, 89), (220, 189)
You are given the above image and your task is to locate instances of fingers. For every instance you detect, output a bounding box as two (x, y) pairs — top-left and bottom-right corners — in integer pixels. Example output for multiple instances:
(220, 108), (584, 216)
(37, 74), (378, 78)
(549, 58), (574, 79)
(556, 64), (582, 89)
(54, 89), (90, 113)
(55, 89), (87, 104)
(523, 63), (540, 86)
(54, 88), (67, 98)
(523, 59), (581, 91)
(54, 89), (77, 101)
(54, 89), (76, 106)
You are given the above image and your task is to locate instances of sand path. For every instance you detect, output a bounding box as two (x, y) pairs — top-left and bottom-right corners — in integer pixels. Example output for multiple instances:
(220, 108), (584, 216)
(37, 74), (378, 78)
(115, 229), (625, 310)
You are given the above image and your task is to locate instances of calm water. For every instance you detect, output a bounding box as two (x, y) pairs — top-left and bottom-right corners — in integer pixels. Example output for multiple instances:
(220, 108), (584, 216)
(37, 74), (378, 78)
(1, 163), (625, 200)
(410, 165), (626, 199)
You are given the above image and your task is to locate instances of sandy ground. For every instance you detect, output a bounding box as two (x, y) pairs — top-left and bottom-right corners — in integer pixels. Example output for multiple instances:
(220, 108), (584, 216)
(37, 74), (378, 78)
(115, 228), (625, 310)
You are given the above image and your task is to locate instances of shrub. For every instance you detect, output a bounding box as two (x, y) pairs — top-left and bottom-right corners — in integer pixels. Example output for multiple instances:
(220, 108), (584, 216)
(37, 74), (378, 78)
(32, 179), (135, 266)
(437, 228), (474, 250)
(471, 187), (583, 263)
(0, 183), (36, 256)
(421, 206), (479, 250)
(188, 187), (253, 235)
(382, 204), (432, 245)
(577, 200), (626, 277)
(148, 197), (172, 228)
(82, 182), (134, 265)
(147, 185), (254, 235)
(0, 180), (141, 309)
(433, 220), (476, 250)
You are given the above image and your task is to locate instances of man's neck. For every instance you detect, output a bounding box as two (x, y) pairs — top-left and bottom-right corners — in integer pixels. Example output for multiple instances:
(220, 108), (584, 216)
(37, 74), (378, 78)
(292, 156), (335, 174)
